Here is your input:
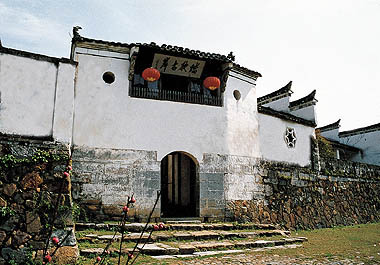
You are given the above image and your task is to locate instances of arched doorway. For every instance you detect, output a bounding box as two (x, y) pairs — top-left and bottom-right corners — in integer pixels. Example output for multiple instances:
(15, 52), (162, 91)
(161, 152), (199, 217)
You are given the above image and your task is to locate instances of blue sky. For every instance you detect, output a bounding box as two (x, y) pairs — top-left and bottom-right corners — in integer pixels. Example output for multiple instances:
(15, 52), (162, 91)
(1, 0), (379, 130)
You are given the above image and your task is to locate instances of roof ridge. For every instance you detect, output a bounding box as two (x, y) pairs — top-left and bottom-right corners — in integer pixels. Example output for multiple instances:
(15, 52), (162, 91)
(72, 27), (261, 78)
(257, 81), (293, 104)
(339, 122), (380, 137)
(316, 119), (341, 132)
(289, 89), (317, 108)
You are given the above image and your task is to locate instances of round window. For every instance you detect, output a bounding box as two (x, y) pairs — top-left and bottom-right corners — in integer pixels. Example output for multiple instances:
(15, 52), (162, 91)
(102, 72), (115, 84)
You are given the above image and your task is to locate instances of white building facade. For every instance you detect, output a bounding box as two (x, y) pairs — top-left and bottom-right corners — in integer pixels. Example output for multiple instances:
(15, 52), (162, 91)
(1, 29), (323, 220)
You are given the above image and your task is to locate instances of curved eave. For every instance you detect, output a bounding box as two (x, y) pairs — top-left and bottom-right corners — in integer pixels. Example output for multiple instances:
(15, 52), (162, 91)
(257, 81), (293, 105)
(289, 90), (317, 109)
(316, 119), (341, 132)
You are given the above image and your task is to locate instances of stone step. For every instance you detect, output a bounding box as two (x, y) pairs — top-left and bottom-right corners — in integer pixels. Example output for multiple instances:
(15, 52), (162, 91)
(75, 222), (279, 232)
(77, 229), (290, 243)
(151, 244), (303, 260)
(161, 217), (202, 224)
(137, 237), (307, 256)
(79, 237), (307, 257)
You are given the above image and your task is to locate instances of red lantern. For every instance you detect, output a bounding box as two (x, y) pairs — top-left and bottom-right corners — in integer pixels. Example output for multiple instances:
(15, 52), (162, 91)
(142, 68), (160, 82)
(203, 77), (220, 90)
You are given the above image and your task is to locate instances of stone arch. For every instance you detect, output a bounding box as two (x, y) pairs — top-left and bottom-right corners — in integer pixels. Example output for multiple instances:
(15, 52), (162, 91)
(160, 151), (199, 217)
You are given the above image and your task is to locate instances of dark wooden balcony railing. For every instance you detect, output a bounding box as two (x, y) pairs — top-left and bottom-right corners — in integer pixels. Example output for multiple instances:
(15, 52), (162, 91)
(130, 85), (223, 107)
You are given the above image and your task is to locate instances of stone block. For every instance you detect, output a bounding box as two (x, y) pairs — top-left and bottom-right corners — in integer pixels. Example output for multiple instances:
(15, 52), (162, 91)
(12, 230), (31, 247)
(21, 172), (43, 190)
(26, 212), (41, 233)
(28, 240), (45, 250)
(103, 205), (123, 216)
(207, 190), (224, 200)
(0, 231), (7, 244)
(0, 197), (6, 207)
(51, 246), (79, 265)
(208, 180), (224, 191)
(0, 216), (18, 232)
(3, 183), (17, 196)
(51, 228), (77, 247)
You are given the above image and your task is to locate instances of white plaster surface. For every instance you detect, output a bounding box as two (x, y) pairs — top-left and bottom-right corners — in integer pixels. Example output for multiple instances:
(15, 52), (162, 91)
(290, 105), (317, 123)
(72, 50), (261, 163)
(263, 96), (290, 112)
(0, 53), (76, 140)
(0, 54), (57, 136)
(52, 62), (76, 143)
(258, 113), (315, 166)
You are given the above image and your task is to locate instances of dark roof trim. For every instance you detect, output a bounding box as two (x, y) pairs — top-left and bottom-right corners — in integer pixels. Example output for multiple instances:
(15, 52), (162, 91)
(73, 34), (232, 62)
(72, 29), (261, 78)
(232, 63), (262, 78)
(339, 122), (380, 137)
(289, 90), (317, 108)
(0, 46), (76, 65)
(257, 81), (293, 105)
(258, 106), (317, 127)
(316, 119), (341, 132)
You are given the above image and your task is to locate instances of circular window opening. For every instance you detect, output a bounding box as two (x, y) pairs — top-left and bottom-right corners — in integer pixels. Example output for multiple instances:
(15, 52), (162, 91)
(103, 72), (115, 84)
(233, 90), (241, 100)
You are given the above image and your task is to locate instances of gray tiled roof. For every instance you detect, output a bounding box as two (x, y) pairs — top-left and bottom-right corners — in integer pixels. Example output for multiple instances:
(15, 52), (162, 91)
(72, 29), (261, 78)
(257, 81), (293, 105)
(316, 119), (341, 132)
(339, 122), (380, 137)
(289, 90), (317, 108)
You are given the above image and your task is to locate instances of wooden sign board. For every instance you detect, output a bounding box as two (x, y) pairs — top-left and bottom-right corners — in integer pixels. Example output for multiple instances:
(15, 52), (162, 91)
(152, 53), (205, 78)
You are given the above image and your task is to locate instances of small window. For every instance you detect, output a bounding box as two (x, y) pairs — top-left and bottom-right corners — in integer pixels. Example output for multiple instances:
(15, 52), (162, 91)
(103, 72), (115, 84)
(284, 127), (297, 148)
(233, 90), (241, 100)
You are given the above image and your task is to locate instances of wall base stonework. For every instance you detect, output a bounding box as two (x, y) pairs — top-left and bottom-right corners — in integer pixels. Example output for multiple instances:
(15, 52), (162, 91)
(71, 146), (161, 221)
(71, 146), (380, 228)
(227, 160), (380, 229)
(0, 135), (78, 264)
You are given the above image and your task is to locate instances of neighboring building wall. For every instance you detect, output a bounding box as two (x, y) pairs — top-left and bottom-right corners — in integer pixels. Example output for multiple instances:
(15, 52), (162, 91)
(258, 113), (315, 167)
(340, 131), (380, 166)
(0, 49), (76, 143)
(319, 127), (340, 142)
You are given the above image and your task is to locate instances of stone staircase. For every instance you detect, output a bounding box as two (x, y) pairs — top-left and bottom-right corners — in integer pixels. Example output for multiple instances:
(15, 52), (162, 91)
(76, 221), (307, 260)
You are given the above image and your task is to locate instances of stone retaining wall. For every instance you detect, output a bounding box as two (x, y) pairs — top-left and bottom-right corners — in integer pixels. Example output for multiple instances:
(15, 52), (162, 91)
(0, 135), (77, 264)
(227, 159), (380, 229)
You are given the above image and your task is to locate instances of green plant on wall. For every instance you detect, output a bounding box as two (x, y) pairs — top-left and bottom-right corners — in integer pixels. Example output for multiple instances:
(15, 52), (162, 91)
(0, 149), (68, 170)
(316, 131), (335, 159)
(0, 206), (15, 219)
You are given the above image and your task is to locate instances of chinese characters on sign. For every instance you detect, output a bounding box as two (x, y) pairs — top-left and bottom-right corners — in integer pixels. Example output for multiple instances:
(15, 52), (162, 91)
(152, 54), (206, 78)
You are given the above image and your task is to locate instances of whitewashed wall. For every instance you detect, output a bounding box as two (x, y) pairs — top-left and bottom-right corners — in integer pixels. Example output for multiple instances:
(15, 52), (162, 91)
(340, 131), (380, 166)
(72, 49), (261, 162)
(258, 113), (315, 166)
(290, 105), (317, 123)
(0, 52), (76, 143)
(263, 97), (290, 112)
